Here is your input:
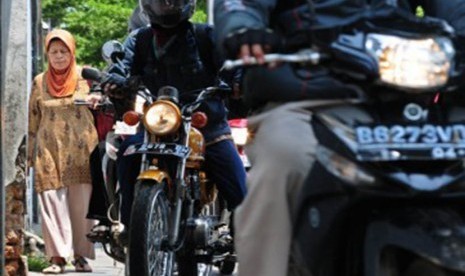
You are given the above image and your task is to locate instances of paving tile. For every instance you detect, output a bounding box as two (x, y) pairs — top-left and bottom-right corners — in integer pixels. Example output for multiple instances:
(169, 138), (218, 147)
(27, 245), (125, 276)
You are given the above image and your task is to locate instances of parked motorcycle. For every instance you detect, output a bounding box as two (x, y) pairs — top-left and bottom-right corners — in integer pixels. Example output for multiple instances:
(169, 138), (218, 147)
(224, 12), (465, 276)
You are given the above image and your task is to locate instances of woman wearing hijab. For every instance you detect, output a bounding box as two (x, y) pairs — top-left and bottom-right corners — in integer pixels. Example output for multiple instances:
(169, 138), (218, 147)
(27, 29), (100, 274)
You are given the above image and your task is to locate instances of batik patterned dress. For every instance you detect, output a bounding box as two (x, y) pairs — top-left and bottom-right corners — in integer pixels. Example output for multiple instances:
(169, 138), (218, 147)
(28, 66), (98, 193)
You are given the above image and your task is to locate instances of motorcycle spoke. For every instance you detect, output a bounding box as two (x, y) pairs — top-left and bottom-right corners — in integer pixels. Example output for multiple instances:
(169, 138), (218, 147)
(147, 190), (171, 276)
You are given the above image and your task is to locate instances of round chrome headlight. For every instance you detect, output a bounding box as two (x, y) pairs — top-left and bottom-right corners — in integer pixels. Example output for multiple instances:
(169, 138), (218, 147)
(143, 100), (181, 135)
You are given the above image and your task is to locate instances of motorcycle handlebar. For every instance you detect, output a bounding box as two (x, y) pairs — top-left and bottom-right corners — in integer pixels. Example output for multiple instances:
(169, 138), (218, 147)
(181, 86), (231, 115)
(74, 98), (113, 108)
(82, 67), (154, 104)
(221, 49), (323, 71)
(82, 67), (105, 82)
(81, 67), (230, 111)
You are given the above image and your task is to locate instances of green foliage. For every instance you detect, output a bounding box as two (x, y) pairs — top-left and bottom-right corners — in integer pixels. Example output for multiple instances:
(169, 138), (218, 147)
(192, 10), (207, 23)
(192, 0), (207, 23)
(42, 0), (208, 68)
(27, 255), (49, 272)
(42, 0), (137, 68)
(416, 6), (425, 18)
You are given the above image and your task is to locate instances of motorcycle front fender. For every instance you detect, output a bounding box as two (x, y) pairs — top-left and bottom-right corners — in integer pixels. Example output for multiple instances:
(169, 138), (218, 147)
(137, 169), (172, 187)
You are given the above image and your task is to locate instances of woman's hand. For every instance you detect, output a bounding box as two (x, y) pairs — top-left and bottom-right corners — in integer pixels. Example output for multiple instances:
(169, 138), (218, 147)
(85, 93), (103, 110)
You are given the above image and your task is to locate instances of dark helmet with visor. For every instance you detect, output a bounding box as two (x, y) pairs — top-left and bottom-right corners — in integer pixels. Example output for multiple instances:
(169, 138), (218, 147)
(139, 0), (196, 28)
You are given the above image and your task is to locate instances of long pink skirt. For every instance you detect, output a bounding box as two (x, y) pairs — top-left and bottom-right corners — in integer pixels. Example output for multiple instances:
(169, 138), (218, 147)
(39, 184), (96, 259)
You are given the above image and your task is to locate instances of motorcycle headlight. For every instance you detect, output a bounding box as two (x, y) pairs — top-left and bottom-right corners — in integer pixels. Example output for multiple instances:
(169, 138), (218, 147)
(143, 100), (182, 135)
(366, 34), (455, 90)
(231, 127), (249, 146)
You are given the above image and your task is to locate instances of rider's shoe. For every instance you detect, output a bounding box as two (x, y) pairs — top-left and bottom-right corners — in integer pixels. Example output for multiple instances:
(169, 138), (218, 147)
(214, 232), (234, 254)
(86, 224), (110, 243)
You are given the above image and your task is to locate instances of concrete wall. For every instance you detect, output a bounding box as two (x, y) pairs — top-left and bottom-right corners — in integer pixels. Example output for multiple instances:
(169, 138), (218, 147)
(4, 0), (28, 186)
(3, 0), (29, 275)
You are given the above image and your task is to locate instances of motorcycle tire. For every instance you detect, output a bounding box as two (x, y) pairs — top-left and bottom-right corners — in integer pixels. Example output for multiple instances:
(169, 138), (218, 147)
(128, 180), (174, 276)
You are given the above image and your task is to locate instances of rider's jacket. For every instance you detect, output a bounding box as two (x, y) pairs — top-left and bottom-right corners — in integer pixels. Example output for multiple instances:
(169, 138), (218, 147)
(215, 0), (465, 52)
(115, 21), (231, 143)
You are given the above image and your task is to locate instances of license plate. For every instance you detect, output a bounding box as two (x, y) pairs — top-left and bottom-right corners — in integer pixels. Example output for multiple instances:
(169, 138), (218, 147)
(124, 143), (191, 158)
(114, 121), (138, 135)
(355, 124), (465, 161)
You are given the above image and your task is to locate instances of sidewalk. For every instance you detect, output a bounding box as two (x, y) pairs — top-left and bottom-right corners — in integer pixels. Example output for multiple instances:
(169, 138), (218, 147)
(27, 245), (237, 276)
(28, 244), (125, 276)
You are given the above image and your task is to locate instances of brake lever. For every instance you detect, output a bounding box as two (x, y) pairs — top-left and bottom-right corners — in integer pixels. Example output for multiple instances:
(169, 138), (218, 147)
(74, 99), (89, 106)
(74, 100), (109, 107)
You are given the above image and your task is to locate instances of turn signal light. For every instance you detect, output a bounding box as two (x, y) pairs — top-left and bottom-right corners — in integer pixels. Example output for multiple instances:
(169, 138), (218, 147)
(192, 112), (208, 128)
(123, 111), (141, 126)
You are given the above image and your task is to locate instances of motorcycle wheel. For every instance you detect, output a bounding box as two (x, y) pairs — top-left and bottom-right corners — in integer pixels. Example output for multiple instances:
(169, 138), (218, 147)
(128, 180), (174, 276)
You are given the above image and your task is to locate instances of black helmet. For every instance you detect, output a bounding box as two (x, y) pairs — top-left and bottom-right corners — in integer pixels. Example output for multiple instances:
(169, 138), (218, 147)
(128, 6), (150, 32)
(139, 0), (196, 28)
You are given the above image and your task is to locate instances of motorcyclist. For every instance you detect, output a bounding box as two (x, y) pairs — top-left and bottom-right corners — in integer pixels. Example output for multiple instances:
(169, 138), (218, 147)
(214, 0), (465, 275)
(103, 0), (247, 244)
(86, 6), (148, 239)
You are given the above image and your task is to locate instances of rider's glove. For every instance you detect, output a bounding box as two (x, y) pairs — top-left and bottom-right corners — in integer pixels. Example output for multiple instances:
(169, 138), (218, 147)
(102, 73), (127, 89)
(223, 28), (283, 59)
(101, 72), (129, 100)
(105, 75), (141, 101)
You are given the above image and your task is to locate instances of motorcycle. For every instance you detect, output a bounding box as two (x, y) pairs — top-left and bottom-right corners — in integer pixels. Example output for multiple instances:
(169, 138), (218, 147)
(223, 12), (465, 276)
(76, 97), (128, 263)
(121, 84), (236, 276)
(80, 41), (138, 264)
(228, 118), (251, 169)
(84, 41), (237, 276)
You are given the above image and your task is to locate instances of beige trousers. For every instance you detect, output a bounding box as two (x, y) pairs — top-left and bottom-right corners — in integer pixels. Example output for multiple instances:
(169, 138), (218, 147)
(235, 101), (318, 276)
(39, 184), (96, 260)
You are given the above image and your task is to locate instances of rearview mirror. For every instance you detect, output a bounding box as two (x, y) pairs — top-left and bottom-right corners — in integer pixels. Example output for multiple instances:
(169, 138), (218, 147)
(101, 40), (125, 65)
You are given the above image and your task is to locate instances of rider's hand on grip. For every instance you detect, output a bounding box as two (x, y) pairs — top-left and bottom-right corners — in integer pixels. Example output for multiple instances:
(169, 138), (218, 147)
(102, 73), (128, 96)
(223, 28), (283, 63)
(105, 75), (140, 118)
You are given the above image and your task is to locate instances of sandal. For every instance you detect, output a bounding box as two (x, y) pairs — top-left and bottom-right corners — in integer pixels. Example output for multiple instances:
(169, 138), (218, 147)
(42, 264), (65, 274)
(72, 256), (92, 273)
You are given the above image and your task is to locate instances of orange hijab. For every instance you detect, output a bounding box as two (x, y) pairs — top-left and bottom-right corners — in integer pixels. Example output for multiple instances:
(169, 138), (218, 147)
(44, 29), (78, 98)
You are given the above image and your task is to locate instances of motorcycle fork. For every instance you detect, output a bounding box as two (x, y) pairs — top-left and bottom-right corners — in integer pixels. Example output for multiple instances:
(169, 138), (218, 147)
(168, 120), (192, 248)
